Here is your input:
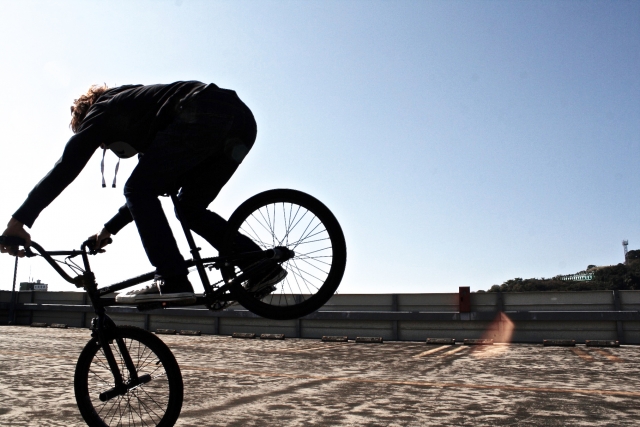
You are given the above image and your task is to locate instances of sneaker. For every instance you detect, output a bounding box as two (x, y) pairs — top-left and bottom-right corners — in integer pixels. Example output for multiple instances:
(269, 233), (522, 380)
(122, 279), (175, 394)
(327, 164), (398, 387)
(244, 260), (287, 293)
(116, 276), (196, 304)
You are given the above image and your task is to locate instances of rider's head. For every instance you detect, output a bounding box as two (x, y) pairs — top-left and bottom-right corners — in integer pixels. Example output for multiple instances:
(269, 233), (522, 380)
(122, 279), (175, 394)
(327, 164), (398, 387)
(70, 84), (109, 133)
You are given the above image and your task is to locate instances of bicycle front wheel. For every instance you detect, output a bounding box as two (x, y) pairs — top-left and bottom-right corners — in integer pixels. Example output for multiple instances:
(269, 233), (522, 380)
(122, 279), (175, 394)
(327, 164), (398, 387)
(74, 326), (183, 427)
(221, 189), (347, 320)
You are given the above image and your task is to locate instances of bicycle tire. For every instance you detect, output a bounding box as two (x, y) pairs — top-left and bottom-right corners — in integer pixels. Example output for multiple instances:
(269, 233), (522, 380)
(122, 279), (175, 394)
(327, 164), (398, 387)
(221, 189), (347, 320)
(74, 326), (183, 427)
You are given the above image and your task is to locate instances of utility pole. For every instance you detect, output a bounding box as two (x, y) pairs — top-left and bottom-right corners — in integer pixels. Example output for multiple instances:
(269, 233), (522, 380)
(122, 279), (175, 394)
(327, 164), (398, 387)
(8, 256), (18, 324)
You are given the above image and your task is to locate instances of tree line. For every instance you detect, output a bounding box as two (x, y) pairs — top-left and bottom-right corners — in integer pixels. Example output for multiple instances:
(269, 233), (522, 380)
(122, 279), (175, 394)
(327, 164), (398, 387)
(479, 250), (640, 292)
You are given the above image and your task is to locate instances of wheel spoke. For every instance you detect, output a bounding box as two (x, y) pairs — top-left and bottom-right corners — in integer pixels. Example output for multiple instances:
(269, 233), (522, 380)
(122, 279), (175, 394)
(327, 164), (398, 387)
(293, 262), (318, 295)
(294, 257), (333, 269)
(283, 209), (310, 244)
(289, 259), (315, 297)
(291, 219), (323, 251)
(288, 234), (331, 247)
(240, 222), (271, 249)
(280, 203), (302, 246)
(289, 259), (325, 288)
(257, 207), (277, 246)
(294, 256), (331, 276)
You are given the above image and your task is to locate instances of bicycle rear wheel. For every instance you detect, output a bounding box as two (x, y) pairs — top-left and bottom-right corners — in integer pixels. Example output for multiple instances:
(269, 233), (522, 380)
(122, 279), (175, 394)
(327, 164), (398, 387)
(74, 326), (183, 427)
(221, 189), (347, 320)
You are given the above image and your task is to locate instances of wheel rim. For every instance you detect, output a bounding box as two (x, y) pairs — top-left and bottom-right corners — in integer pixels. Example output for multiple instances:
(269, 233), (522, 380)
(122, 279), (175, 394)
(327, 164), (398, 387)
(87, 338), (171, 426)
(234, 200), (336, 307)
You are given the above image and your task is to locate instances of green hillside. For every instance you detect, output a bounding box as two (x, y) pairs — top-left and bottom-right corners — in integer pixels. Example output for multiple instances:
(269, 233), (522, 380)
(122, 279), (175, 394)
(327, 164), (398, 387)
(480, 250), (640, 292)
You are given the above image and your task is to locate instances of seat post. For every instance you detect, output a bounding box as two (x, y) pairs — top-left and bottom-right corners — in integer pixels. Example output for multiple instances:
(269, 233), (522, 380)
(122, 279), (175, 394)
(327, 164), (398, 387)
(170, 194), (213, 293)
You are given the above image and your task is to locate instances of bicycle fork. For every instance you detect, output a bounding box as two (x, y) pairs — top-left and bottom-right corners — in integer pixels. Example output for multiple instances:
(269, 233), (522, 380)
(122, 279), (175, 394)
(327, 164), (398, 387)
(90, 314), (151, 402)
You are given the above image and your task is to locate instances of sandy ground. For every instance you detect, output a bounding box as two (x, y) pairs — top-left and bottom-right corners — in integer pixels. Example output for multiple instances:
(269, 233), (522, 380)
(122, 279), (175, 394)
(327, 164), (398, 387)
(0, 326), (639, 426)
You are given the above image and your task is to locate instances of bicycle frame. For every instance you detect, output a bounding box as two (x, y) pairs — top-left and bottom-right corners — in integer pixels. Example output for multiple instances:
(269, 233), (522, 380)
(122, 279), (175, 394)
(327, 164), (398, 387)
(22, 194), (292, 309)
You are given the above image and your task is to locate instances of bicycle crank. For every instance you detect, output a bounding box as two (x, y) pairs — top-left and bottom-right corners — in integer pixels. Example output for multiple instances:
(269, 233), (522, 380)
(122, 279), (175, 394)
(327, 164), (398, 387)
(99, 374), (152, 402)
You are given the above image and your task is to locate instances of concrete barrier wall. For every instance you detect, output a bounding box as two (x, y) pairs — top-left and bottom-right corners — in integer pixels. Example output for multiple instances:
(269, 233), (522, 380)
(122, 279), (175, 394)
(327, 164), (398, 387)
(1, 290), (638, 344)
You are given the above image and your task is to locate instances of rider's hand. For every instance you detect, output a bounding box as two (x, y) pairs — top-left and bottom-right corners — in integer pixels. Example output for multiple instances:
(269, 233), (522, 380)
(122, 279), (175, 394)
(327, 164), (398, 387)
(1, 218), (31, 257)
(88, 227), (112, 253)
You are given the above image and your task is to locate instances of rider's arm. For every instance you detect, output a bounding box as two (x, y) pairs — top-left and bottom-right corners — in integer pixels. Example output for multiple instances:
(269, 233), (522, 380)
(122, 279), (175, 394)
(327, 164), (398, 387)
(12, 126), (102, 228)
(104, 204), (134, 235)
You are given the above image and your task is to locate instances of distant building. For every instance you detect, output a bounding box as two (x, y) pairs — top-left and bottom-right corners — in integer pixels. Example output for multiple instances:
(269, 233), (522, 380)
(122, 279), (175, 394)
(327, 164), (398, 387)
(19, 280), (48, 291)
(559, 273), (594, 282)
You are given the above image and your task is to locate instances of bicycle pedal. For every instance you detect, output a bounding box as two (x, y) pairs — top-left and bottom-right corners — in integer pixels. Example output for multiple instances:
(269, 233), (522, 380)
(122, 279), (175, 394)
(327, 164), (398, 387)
(252, 285), (277, 299)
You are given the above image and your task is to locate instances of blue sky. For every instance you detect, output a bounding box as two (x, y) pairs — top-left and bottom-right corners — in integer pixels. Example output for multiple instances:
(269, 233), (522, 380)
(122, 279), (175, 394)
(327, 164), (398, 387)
(0, 1), (638, 293)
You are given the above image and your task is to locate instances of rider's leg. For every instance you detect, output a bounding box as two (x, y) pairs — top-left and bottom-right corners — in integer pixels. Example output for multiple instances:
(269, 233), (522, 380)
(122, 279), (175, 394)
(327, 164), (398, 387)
(174, 153), (261, 254)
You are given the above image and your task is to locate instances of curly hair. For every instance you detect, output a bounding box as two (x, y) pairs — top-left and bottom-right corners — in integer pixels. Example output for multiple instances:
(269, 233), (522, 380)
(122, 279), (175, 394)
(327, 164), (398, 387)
(70, 84), (109, 133)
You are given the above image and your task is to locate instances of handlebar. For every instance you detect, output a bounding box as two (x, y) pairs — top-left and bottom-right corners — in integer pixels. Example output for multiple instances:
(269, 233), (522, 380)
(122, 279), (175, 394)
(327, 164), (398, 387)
(0, 235), (112, 256)
(0, 237), (111, 287)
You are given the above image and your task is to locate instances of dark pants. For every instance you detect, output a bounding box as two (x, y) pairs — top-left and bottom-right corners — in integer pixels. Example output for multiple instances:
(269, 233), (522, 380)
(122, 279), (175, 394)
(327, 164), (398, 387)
(123, 87), (259, 279)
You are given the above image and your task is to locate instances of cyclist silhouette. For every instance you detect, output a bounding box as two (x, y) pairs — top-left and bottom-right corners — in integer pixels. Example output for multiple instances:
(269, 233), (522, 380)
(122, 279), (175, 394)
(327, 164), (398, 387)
(1, 81), (285, 304)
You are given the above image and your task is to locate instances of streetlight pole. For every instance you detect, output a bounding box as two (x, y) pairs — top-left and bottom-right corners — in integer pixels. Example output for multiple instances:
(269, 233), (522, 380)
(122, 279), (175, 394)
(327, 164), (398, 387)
(8, 256), (18, 324)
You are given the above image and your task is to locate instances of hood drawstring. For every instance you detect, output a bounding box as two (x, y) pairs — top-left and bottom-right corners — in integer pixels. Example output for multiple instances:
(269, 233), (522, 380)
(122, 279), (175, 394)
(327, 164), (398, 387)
(101, 147), (121, 188)
(101, 148), (106, 188)
(113, 156), (120, 188)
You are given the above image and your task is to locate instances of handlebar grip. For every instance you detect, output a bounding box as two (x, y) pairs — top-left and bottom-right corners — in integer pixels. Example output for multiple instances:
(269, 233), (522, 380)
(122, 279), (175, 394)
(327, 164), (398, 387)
(0, 236), (27, 247)
(85, 237), (113, 251)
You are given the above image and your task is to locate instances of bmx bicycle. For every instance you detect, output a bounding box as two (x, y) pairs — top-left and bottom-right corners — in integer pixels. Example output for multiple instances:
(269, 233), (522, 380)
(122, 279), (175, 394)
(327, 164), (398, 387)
(0, 189), (346, 427)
